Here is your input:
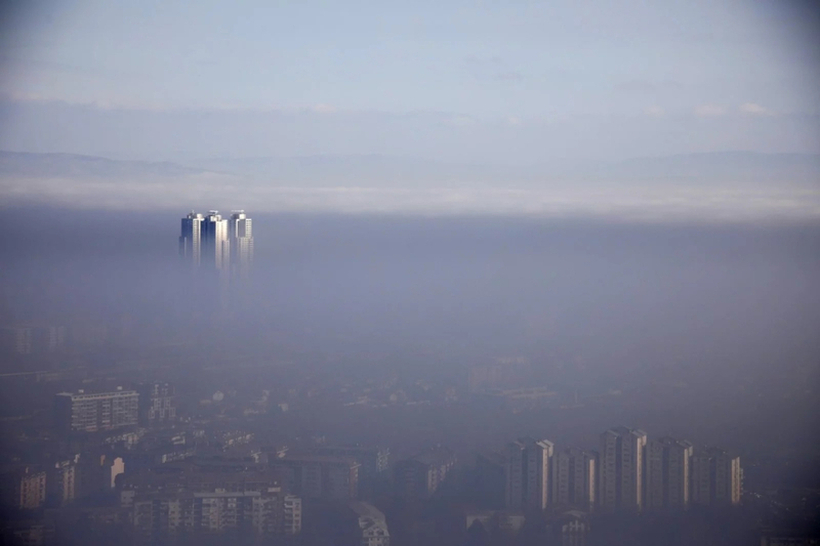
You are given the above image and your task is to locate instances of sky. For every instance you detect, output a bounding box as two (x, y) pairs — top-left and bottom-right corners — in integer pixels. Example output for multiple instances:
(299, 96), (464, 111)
(1, 0), (818, 159)
(0, 1), (818, 216)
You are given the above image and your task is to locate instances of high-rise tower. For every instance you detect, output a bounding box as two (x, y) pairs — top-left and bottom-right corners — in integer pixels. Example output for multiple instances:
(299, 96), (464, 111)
(690, 448), (742, 506)
(598, 426), (647, 512)
(229, 210), (254, 280)
(645, 437), (693, 510)
(505, 437), (554, 511)
(179, 212), (203, 266)
(551, 447), (596, 510)
(201, 210), (229, 272)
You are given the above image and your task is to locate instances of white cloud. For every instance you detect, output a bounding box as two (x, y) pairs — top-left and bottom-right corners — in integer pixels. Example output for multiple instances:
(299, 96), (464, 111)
(507, 116), (522, 126)
(739, 102), (774, 116)
(694, 104), (727, 117)
(644, 106), (664, 117)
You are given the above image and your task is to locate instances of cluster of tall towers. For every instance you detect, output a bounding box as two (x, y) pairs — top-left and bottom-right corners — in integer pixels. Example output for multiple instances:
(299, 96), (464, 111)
(179, 210), (254, 281)
(504, 426), (741, 513)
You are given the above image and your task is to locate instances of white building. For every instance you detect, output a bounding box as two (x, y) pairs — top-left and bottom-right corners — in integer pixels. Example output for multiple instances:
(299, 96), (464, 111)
(228, 210), (254, 280)
(201, 211), (229, 272)
(598, 427), (647, 512)
(505, 437), (554, 511)
(180, 210), (252, 283)
(179, 212), (203, 267)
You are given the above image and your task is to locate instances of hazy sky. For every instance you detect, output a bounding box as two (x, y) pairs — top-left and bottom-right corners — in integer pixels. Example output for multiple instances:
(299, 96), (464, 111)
(1, 0), (818, 162)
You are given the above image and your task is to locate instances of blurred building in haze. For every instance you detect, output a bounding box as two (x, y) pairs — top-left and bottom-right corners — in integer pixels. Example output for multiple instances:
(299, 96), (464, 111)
(645, 437), (694, 511)
(599, 426), (647, 512)
(228, 210), (254, 281)
(504, 437), (554, 511)
(54, 388), (139, 433)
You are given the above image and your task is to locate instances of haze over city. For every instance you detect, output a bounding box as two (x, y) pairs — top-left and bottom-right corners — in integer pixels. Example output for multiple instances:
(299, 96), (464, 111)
(0, 2), (818, 546)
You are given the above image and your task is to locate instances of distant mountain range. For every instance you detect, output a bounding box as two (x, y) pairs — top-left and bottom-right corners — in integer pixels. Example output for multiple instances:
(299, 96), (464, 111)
(0, 151), (209, 178)
(1, 150), (818, 187)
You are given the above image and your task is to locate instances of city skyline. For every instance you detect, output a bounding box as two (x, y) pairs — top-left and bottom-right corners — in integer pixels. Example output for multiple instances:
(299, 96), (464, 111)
(0, 2), (816, 544)
(179, 209), (254, 281)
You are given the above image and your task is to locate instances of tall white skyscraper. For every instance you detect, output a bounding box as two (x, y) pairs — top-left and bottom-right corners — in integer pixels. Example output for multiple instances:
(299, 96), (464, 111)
(201, 210), (229, 272)
(180, 211), (232, 272)
(229, 210), (254, 280)
(599, 426), (648, 512)
(179, 212), (203, 267)
(505, 437), (554, 511)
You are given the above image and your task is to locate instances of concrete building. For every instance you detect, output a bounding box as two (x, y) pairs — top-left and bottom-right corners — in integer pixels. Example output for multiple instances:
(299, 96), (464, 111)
(283, 494), (302, 537)
(349, 502), (390, 546)
(48, 456), (79, 506)
(504, 437), (554, 511)
(273, 456), (360, 501)
(691, 448), (742, 506)
(179, 211), (203, 267)
(316, 445), (389, 479)
(1, 466), (47, 509)
(138, 382), (176, 426)
(551, 510), (591, 546)
(598, 427), (647, 512)
(645, 437), (693, 511)
(228, 210), (254, 280)
(54, 388), (139, 433)
(393, 447), (457, 501)
(0, 325), (66, 355)
(180, 210), (230, 272)
(132, 487), (295, 544)
(201, 210), (230, 272)
(551, 448), (596, 510)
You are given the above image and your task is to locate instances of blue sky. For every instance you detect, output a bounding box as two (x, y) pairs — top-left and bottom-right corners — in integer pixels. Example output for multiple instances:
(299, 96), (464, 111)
(0, 0), (818, 162)
(0, 1), (818, 217)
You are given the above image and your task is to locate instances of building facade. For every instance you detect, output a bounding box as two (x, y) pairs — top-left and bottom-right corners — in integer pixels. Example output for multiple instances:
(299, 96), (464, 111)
(551, 448), (596, 510)
(1, 466), (47, 510)
(48, 456), (80, 506)
(273, 456), (360, 501)
(690, 448), (742, 506)
(132, 487), (295, 544)
(598, 427), (647, 512)
(504, 437), (554, 511)
(228, 210), (254, 280)
(0, 325), (66, 355)
(201, 210), (229, 272)
(138, 382), (176, 426)
(645, 437), (693, 511)
(54, 388), (139, 433)
(393, 447), (457, 501)
(349, 502), (390, 546)
(180, 210), (253, 284)
(179, 212), (203, 267)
